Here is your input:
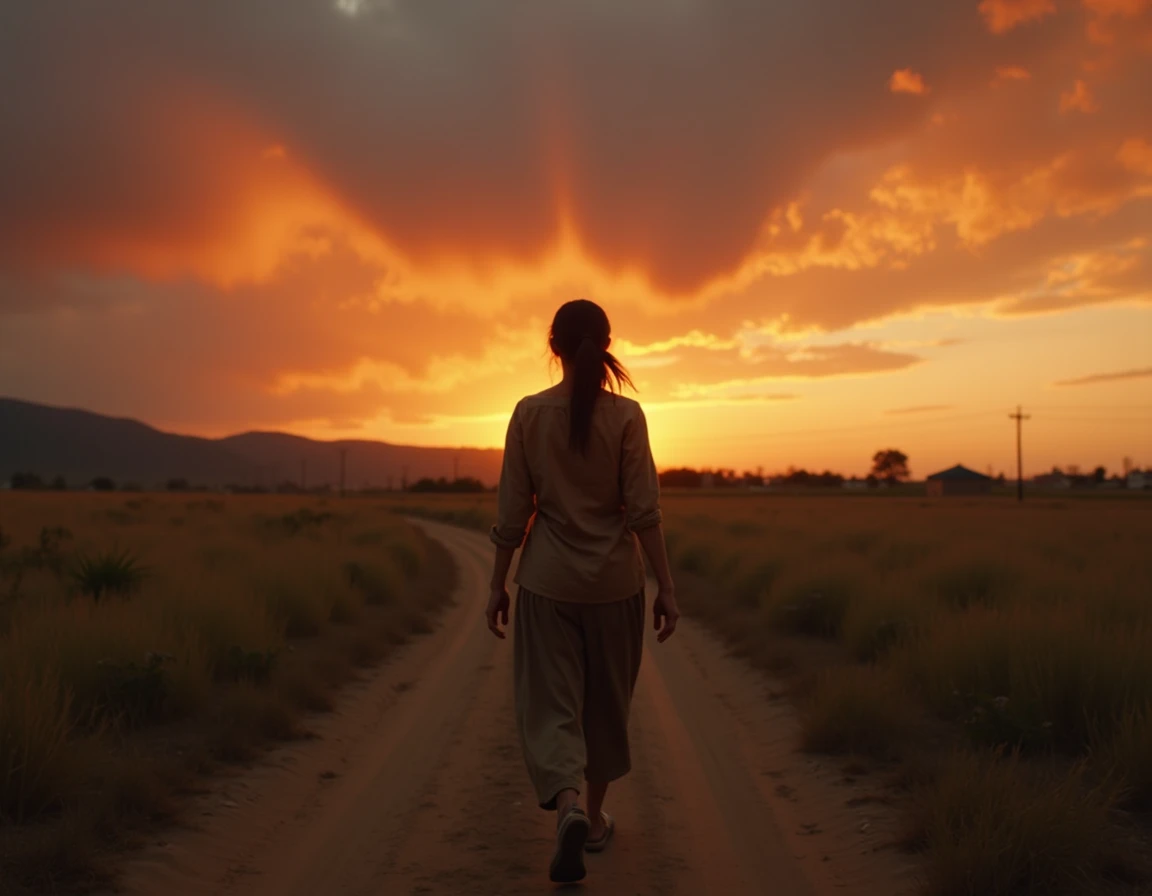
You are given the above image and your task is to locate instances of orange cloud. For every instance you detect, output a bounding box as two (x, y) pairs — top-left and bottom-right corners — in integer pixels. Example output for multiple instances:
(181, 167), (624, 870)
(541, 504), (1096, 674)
(979, 0), (1057, 34)
(889, 68), (930, 95)
(1060, 79), (1099, 113)
(1082, 0), (1151, 17)
(1118, 138), (1152, 174)
(0, 93), (390, 289)
(1082, 0), (1152, 42)
(996, 238), (1150, 315)
(993, 64), (1033, 83)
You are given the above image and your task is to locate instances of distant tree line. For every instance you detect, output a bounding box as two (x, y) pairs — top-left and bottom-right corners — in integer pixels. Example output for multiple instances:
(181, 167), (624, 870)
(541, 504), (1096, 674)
(656, 449), (914, 490)
(407, 476), (489, 494)
(1035, 465), (1147, 489)
(9, 472), (69, 490)
(8, 452), (1143, 494)
(6, 472), (492, 494)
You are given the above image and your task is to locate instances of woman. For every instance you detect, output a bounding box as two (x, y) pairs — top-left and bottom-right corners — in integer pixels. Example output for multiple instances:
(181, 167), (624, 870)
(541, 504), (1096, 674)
(486, 299), (679, 884)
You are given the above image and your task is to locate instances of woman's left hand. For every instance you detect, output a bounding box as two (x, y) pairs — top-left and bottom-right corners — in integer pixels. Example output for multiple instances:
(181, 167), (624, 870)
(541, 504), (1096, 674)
(486, 586), (510, 639)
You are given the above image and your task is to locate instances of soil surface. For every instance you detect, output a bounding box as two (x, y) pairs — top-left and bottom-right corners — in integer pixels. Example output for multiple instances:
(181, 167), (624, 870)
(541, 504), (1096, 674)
(115, 520), (917, 895)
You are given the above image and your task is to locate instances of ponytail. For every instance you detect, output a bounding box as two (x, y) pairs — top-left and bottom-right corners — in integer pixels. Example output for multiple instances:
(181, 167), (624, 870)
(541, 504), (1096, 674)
(569, 336), (602, 453)
(549, 299), (635, 454)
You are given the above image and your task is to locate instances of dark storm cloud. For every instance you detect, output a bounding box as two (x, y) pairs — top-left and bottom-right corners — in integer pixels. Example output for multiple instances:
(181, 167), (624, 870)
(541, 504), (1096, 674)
(0, 0), (1076, 294)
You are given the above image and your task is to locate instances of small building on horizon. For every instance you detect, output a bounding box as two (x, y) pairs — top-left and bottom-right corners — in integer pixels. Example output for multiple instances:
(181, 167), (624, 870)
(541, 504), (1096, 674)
(926, 464), (993, 497)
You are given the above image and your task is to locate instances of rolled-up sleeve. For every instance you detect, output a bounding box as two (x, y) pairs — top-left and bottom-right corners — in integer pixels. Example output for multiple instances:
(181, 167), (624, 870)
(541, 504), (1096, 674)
(621, 405), (662, 531)
(490, 401), (536, 548)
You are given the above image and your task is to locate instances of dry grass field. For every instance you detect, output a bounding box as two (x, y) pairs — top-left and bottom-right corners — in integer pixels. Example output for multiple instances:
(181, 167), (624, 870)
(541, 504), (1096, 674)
(0, 493), (453, 892)
(395, 489), (1152, 895)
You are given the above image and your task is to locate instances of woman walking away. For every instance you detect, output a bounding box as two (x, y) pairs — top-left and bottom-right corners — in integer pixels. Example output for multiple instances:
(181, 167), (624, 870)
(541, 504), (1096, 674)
(486, 299), (679, 884)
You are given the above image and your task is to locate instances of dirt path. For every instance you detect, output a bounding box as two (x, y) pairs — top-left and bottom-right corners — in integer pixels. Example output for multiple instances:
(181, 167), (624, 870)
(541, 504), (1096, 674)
(117, 521), (916, 895)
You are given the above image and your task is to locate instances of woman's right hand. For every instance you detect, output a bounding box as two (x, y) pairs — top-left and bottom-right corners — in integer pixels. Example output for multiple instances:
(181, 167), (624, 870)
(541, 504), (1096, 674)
(653, 586), (680, 643)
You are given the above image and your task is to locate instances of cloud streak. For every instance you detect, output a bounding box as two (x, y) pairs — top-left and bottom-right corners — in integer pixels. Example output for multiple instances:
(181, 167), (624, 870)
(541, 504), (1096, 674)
(1055, 366), (1152, 385)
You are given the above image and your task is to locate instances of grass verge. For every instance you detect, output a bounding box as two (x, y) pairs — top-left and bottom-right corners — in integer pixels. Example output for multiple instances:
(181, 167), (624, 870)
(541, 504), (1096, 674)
(0, 494), (456, 893)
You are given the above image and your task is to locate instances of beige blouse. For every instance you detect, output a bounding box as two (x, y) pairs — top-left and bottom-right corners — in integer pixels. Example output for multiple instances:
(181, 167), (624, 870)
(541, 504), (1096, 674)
(490, 389), (662, 603)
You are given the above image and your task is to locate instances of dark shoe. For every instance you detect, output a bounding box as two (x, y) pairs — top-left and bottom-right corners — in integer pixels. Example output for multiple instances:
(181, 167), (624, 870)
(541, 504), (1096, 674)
(549, 806), (590, 883)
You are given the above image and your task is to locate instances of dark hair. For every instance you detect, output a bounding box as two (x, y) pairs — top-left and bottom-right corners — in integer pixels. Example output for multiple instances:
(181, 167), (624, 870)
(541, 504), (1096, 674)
(548, 299), (634, 454)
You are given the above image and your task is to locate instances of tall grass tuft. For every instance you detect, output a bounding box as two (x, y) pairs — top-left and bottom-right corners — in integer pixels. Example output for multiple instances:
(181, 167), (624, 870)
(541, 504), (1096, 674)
(801, 665), (922, 760)
(343, 559), (403, 605)
(893, 606), (1152, 754)
(70, 548), (147, 601)
(1095, 706), (1152, 810)
(927, 559), (1017, 610)
(768, 574), (855, 638)
(840, 586), (930, 662)
(911, 750), (1124, 896)
(0, 671), (78, 821)
(6, 598), (210, 728)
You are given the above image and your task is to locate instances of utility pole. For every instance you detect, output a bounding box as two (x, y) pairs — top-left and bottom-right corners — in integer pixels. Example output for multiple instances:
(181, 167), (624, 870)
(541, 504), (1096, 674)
(1009, 406), (1030, 502)
(339, 448), (347, 498)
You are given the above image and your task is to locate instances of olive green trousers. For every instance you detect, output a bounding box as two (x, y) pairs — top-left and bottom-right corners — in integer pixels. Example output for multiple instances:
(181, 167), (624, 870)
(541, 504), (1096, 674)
(513, 587), (645, 810)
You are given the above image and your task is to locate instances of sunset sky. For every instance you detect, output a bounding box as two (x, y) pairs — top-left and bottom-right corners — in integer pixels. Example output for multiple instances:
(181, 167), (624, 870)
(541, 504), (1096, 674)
(1, 0), (1150, 477)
